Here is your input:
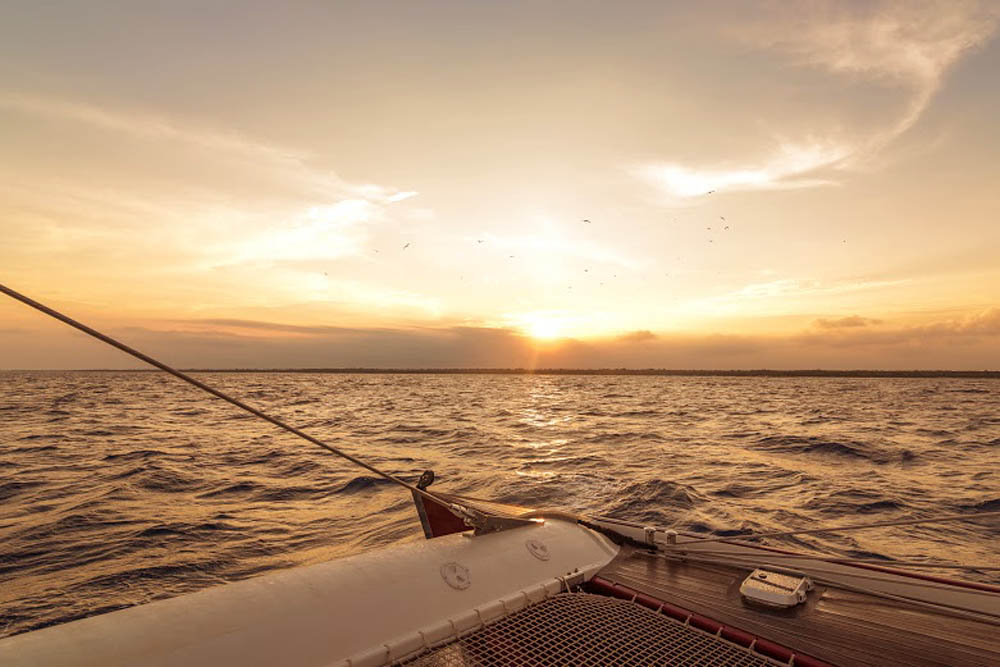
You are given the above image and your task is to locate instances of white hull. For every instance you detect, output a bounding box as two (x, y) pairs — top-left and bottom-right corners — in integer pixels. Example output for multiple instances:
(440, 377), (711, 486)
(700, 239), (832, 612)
(0, 519), (617, 667)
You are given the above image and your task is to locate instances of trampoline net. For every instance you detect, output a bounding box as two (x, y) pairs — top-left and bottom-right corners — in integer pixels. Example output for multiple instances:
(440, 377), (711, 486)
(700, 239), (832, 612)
(403, 592), (779, 666)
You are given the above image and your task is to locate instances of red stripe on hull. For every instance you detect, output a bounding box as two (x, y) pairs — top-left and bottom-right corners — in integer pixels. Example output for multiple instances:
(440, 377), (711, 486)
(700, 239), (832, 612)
(586, 576), (833, 667)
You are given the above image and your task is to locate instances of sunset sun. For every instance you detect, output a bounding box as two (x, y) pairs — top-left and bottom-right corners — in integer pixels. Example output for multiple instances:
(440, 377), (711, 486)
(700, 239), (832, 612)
(520, 313), (563, 340)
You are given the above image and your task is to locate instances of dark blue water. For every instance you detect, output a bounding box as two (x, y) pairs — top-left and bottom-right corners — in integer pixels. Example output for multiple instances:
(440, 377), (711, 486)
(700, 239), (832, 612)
(1, 371), (998, 638)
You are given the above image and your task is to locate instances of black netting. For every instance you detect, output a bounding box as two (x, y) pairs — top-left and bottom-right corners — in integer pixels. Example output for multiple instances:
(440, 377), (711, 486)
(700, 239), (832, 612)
(403, 593), (779, 666)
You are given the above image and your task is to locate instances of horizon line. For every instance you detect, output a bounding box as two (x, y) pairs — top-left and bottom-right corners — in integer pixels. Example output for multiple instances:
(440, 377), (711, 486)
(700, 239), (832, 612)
(3, 368), (998, 378)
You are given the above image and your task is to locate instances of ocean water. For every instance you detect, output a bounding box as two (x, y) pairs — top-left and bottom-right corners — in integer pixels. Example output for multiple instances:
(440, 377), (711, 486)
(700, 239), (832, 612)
(1, 371), (998, 638)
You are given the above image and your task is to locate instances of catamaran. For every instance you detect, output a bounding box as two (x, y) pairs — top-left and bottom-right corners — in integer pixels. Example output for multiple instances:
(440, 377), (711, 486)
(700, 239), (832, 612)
(1, 283), (998, 666)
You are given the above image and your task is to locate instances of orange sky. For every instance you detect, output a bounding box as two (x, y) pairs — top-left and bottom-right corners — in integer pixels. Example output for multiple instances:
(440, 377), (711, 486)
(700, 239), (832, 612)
(2, 1), (999, 369)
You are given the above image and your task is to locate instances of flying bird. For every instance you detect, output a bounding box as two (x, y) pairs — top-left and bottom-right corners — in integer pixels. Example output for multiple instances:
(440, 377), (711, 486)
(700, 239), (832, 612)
(582, 219), (591, 223)
(706, 190), (715, 195)
(720, 216), (726, 221)
(403, 243), (410, 249)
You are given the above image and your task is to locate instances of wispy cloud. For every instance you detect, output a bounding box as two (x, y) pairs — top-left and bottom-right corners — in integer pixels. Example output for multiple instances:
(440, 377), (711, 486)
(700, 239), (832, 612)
(0, 92), (327, 189)
(799, 307), (1000, 348)
(617, 330), (658, 343)
(731, 278), (906, 300)
(220, 199), (380, 267)
(0, 91), (429, 205)
(386, 190), (419, 203)
(813, 315), (883, 329)
(638, 141), (847, 198)
(751, 0), (1000, 162)
(0, 92), (425, 271)
(641, 1), (999, 199)
(680, 277), (910, 319)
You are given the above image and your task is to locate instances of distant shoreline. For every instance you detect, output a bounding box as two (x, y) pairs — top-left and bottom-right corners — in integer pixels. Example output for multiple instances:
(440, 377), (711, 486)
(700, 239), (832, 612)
(6, 368), (999, 378)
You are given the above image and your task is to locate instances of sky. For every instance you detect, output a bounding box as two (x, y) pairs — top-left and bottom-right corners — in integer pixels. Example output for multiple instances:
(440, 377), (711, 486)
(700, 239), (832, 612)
(1, 1), (999, 370)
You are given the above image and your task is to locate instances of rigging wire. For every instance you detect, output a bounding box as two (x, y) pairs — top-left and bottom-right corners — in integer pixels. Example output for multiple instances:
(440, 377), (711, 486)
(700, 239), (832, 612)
(0, 283), (479, 524)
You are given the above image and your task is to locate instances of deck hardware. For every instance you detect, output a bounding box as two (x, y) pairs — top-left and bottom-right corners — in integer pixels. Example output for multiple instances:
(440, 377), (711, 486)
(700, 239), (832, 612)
(416, 470), (435, 489)
(525, 538), (550, 561)
(664, 529), (678, 545)
(465, 508), (537, 535)
(740, 568), (813, 608)
(440, 562), (471, 590)
(644, 527), (657, 546)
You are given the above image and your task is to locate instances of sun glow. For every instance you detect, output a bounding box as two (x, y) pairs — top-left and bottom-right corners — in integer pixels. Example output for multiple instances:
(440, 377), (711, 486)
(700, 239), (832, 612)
(527, 319), (561, 340)
(516, 312), (565, 340)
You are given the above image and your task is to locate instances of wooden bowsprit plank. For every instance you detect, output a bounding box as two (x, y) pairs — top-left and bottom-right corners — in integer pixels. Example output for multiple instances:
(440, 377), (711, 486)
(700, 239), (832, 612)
(595, 546), (1000, 667)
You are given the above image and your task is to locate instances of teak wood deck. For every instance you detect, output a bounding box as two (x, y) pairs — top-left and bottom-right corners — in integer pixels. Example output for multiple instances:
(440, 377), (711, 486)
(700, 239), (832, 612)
(595, 547), (1000, 667)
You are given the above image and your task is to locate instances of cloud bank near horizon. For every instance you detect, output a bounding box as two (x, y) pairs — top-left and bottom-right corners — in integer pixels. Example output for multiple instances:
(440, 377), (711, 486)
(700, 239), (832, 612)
(3, 308), (998, 371)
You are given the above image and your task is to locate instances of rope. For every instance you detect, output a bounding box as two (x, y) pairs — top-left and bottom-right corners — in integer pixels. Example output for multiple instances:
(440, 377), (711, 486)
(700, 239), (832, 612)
(673, 510), (1000, 546)
(0, 283), (474, 521)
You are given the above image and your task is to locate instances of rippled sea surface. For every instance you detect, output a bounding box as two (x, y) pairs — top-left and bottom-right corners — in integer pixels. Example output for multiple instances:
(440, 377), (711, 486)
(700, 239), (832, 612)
(2, 371), (999, 638)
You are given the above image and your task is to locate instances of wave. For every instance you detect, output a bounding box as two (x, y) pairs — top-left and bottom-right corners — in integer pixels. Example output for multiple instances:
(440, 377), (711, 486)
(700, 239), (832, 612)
(751, 434), (895, 461)
(133, 468), (203, 493)
(0, 480), (47, 502)
(605, 479), (708, 523)
(197, 481), (263, 498)
(102, 449), (175, 462)
(10, 444), (60, 453)
(755, 435), (865, 457)
(335, 475), (394, 494)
